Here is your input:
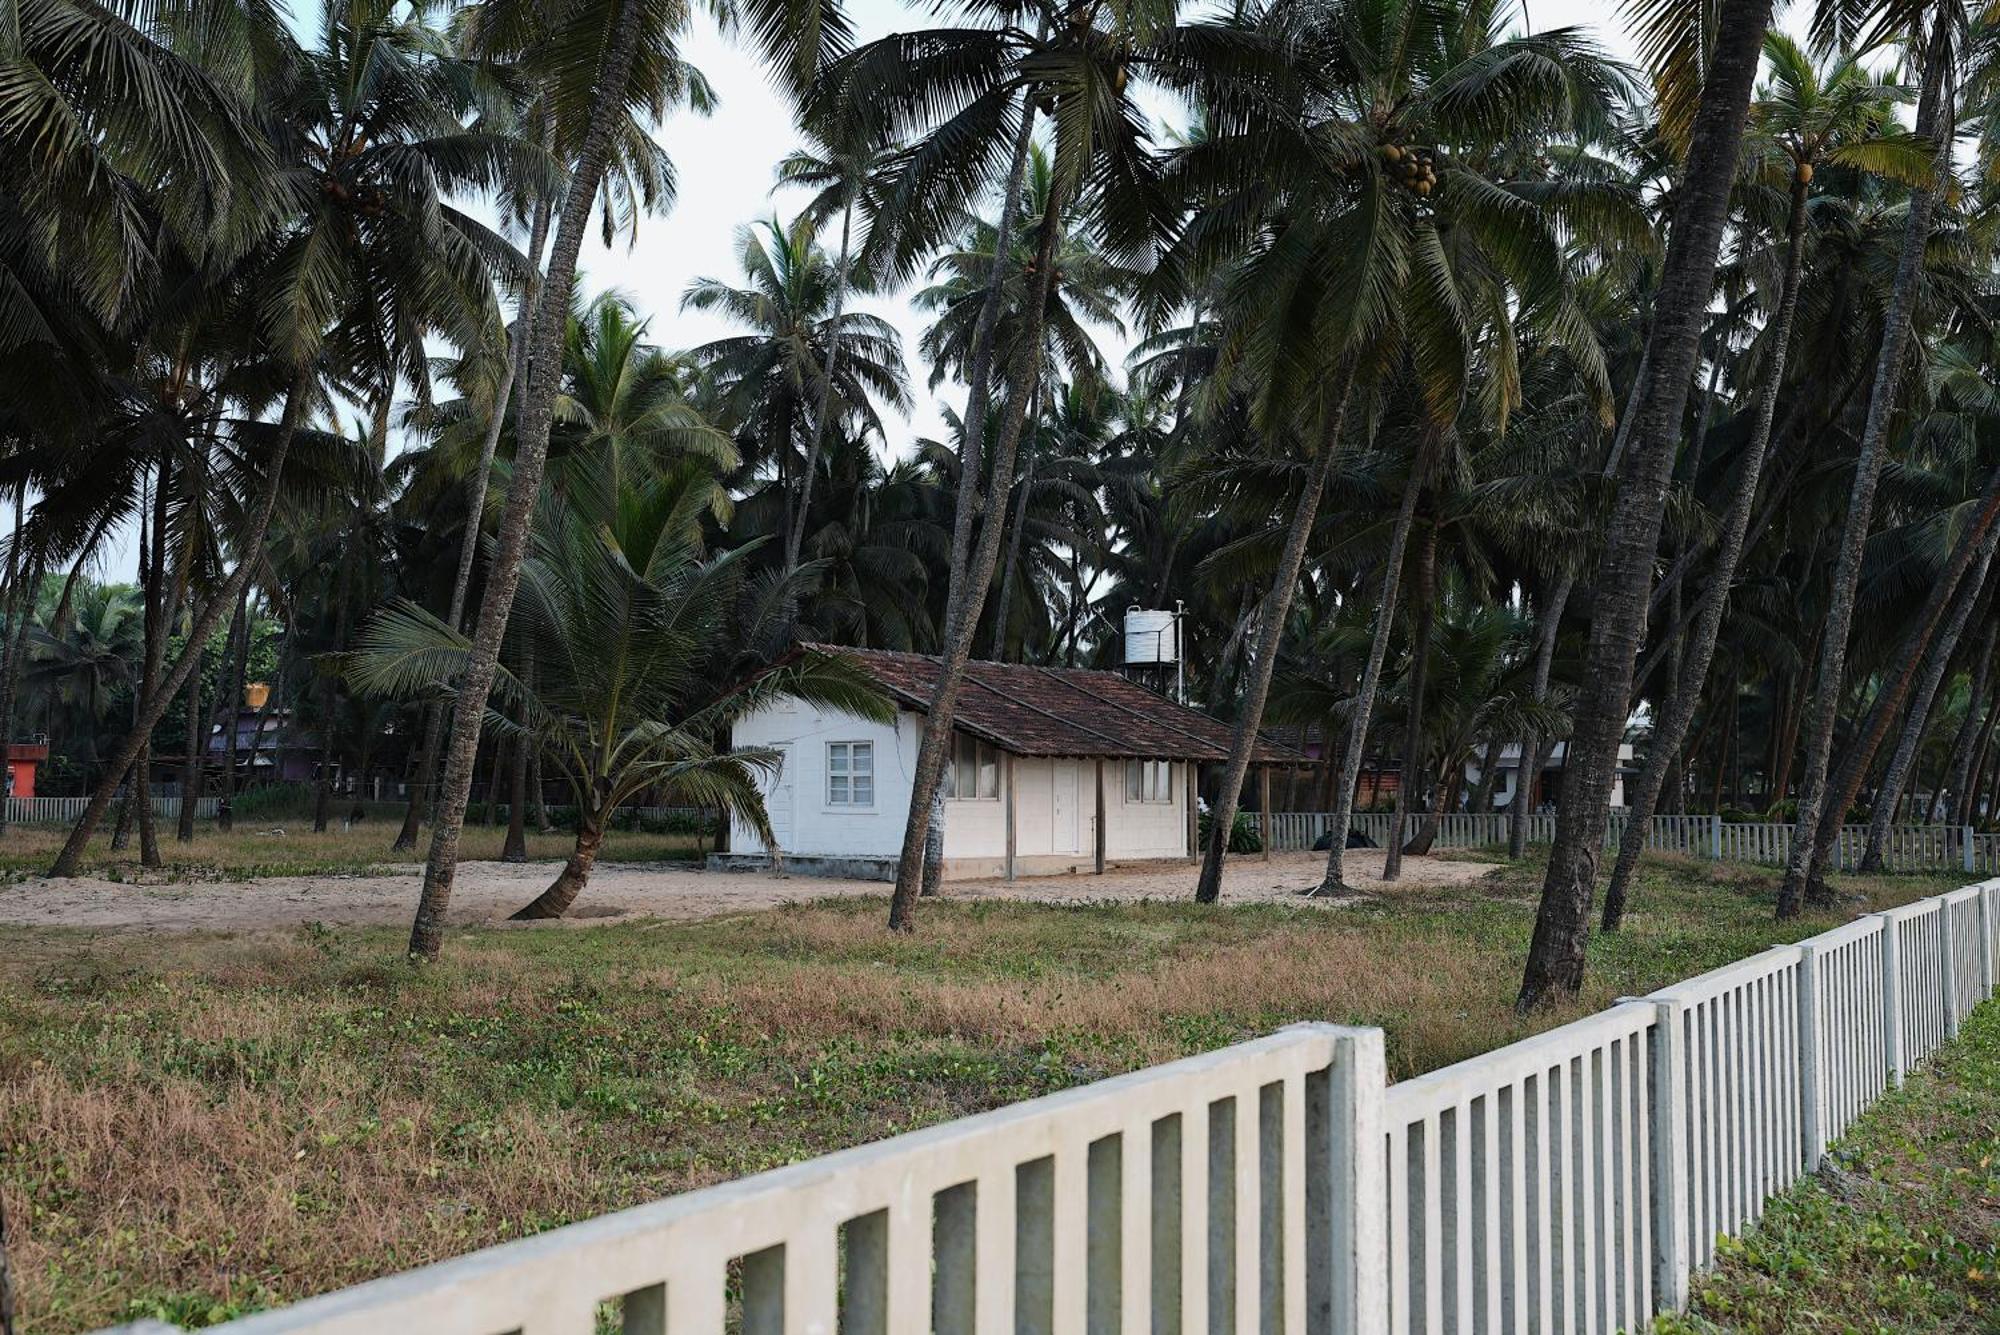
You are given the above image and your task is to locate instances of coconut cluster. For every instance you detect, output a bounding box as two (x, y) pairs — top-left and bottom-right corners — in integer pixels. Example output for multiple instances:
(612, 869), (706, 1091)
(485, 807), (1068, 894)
(1380, 143), (1438, 196)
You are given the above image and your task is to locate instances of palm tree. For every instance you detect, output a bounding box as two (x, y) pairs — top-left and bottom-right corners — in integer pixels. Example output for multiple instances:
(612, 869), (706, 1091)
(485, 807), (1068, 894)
(1156, 0), (1628, 901)
(1599, 36), (1933, 931)
(985, 385), (1110, 662)
(405, 0), (709, 958)
(776, 124), (891, 569)
(683, 214), (911, 536)
(22, 583), (145, 778)
(1518, 0), (1781, 1008)
(912, 145), (1135, 405)
(751, 434), (949, 650)
(47, 0), (512, 875)
(1777, 4), (1961, 917)
(349, 467), (892, 919)
(816, 0), (1204, 928)
(549, 293), (738, 494)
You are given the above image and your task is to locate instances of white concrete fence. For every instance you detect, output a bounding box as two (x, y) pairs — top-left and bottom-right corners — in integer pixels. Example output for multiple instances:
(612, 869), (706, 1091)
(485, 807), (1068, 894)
(1251, 810), (2000, 875)
(105, 878), (2000, 1335)
(3, 793), (220, 825)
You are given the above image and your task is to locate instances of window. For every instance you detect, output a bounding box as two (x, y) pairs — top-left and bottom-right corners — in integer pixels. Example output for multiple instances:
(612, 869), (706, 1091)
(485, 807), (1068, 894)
(947, 733), (1002, 800)
(827, 741), (874, 807)
(1126, 759), (1174, 804)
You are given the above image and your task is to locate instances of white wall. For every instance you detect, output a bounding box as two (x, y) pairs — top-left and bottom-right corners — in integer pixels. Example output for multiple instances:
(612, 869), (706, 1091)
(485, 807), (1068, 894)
(1105, 757), (1191, 860)
(728, 700), (920, 859)
(729, 699), (1192, 866)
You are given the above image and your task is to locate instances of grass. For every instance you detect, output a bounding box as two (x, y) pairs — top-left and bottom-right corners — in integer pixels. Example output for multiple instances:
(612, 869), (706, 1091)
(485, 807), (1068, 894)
(1659, 995), (2000, 1333)
(0, 853), (1969, 1332)
(0, 821), (702, 881)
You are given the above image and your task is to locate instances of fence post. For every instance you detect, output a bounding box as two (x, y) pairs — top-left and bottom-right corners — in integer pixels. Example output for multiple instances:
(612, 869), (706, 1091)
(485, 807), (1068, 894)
(1966, 826), (1978, 875)
(1980, 888), (1996, 999)
(1877, 913), (1906, 1086)
(1942, 904), (1962, 1040)
(1796, 941), (1827, 1172)
(1326, 1026), (1388, 1335)
(1648, 997), (1692, 1313)
(1709, 813), (1722, 860)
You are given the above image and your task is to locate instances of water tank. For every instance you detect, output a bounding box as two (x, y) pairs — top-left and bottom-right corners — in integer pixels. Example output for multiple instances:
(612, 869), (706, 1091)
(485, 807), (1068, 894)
(1124, 608), (1179, 665)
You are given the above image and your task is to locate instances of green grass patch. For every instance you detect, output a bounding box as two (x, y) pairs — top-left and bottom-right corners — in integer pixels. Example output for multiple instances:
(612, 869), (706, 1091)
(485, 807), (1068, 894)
(0, 852), (1967, 1332)
(1661, 996), (2000, 1333)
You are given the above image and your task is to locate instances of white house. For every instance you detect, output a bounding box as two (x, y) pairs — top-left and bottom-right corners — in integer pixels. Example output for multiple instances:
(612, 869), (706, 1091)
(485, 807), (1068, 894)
(717, 645), (1300, 881)
(1468, 741), (1639, 810)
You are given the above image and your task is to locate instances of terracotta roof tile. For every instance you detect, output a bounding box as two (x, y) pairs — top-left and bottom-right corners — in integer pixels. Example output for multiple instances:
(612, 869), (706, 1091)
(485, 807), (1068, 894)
(801, 644), (1306, 764)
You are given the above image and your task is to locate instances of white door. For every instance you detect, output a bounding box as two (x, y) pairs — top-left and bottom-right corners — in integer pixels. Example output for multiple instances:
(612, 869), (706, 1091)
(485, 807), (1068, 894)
(765, 747), (793, 853)
(1051, 760), (1081, 854)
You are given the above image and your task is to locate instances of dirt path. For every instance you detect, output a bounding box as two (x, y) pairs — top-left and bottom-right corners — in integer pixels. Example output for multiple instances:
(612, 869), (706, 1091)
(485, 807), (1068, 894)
(0, 850), (1497, 934)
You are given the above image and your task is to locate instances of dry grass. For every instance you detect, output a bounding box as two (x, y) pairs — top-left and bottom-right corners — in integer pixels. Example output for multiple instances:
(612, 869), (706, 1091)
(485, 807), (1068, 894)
(0, 821), (699, 882)
(0, 853), (1967, 1331)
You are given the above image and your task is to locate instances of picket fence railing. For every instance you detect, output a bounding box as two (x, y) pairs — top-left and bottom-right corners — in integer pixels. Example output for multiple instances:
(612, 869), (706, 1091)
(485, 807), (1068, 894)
(4, 793), (219, 826)
(104, 876), (2000, 1335)
(1250, 810), (2000, 875)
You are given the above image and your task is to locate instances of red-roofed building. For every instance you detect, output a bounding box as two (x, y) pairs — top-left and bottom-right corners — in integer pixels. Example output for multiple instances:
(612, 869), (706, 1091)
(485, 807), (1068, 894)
(716, 645), (1305, 881)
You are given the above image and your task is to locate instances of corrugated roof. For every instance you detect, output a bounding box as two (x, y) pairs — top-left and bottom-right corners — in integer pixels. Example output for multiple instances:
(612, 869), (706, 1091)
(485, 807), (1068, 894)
(800, 644), (1306, 763)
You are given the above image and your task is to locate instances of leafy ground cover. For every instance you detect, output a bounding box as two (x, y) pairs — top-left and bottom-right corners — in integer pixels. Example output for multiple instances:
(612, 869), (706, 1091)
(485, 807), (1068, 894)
(0, 853), (1964, 1331)
(1662, 993), (2000, 1333)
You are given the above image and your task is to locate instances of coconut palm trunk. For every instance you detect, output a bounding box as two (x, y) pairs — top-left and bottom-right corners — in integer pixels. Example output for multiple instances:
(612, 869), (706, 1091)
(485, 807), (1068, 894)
(888, 150), (1066, 931)
(176, 647), (202, 841)
(1517, 0), (1773, 1009)
(313, 553), (356, 833)
(785, 196), (855, 570)
(1799, 467), (2000, 890)
(394, 198), (552, 853)
(1938, 621), (1997, 822)
(1976, 707), (2000, 822)
(49, 371), (312, 877)
(1316, 450), (1422, 893)
(133, 457), (174, 865)
(1861, 529), (1998, 869)
(1508, 573), (1573, 860)
(1384, 513), (1438, 880)
(1194, 366), (1360, 904)
(503, 735), (530, 862)
(1600, 173), (1812, 931)
(1468, 737), (1504, 814)
(0, 484), (31, 836)
(217, 585), (249, 831)
(528, 746), (550, 829)
(510, 809), (603, 919)
(407, 0), (651, 958)
(892, 100), (1038, 920)
(988, 426), (1039, 659)
(0, 562), (33, 833)
(1776, 11), (1953, 917)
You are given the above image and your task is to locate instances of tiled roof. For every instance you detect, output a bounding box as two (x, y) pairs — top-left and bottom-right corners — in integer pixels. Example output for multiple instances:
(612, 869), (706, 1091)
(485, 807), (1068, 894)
(800, 644), (1307, 763)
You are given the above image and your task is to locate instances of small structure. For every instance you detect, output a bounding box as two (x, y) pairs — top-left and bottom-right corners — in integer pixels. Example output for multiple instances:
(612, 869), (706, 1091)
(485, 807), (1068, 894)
(5, 739), (47, 797)
(718, 645), (1300, 881)
(202, 706), (321, 784)
(1469, 740), (1638, 810)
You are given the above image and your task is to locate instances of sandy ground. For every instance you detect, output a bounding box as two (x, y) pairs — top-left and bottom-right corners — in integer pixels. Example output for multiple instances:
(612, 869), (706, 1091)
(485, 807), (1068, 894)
(0, 850), (1498, 934)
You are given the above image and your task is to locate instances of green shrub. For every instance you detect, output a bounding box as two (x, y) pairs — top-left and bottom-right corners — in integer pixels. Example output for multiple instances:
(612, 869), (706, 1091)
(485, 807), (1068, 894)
(1199, 809), (1264, 854)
